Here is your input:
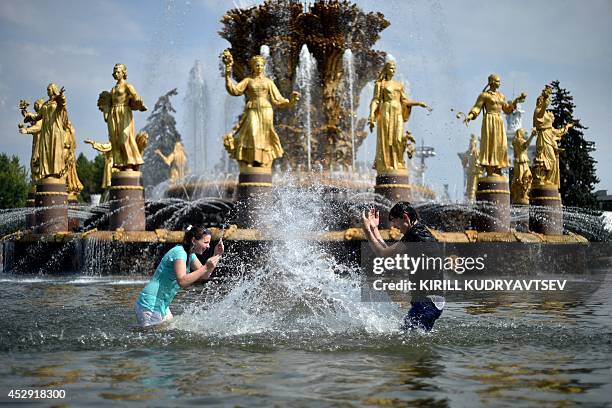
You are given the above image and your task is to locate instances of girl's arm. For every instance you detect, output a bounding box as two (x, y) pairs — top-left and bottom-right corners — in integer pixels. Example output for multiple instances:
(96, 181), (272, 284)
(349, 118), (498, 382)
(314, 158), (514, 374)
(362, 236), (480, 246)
(175, 256), (220, 288)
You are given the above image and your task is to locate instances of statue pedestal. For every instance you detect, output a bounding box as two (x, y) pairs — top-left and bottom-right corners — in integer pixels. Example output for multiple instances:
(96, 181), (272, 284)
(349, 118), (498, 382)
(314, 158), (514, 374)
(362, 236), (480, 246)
(26, 189), (36, 230)
(235, 166), (273, 228)
(35, 177), (68, 233)
(474, 175), (510, 232)
(68, 194), (80, 231)
(529, 182), (562, 235)
(109, 170), (145, 231)
(374, 169), (411, 228)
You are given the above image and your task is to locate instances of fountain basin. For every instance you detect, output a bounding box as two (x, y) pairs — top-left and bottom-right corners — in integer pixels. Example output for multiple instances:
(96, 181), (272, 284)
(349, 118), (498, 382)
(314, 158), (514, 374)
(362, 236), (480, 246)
(2, 227), (589, 275)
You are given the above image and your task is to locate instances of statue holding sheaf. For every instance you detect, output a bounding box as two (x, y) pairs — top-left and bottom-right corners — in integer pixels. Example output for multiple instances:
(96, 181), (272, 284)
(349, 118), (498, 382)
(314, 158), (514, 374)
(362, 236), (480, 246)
(532, 85), (572, 188)
(18, 98), (45, 183)
(19, 83), (68, 179)
(221, 49), (300, 170)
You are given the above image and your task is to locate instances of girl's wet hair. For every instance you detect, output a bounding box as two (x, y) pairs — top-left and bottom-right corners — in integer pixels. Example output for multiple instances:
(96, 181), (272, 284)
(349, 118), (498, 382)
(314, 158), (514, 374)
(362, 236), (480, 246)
(388, 201), (420, 222)
(182, 225), (212, 254)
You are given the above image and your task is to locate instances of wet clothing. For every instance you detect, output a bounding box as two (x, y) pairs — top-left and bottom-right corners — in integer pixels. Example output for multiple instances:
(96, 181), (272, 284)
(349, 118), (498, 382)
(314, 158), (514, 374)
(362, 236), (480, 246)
(134, 301), (173, 327)
(401, 297), (443, 331)
(400, 221), (437, 242)
(399, 221), (444, 332)
(135, 245), (197, 325)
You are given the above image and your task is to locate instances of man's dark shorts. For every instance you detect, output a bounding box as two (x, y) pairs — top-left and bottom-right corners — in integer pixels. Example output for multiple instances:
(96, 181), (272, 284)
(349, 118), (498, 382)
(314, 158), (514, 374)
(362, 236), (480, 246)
(401, 297), (443, 332)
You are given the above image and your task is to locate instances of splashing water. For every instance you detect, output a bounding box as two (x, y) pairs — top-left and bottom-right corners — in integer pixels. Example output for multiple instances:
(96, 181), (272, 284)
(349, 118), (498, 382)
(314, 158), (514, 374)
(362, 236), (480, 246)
(174, 175), (401, 337)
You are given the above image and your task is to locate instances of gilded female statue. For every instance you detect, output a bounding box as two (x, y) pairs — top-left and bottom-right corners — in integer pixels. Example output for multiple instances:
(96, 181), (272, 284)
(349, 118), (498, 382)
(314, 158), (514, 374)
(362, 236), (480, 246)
(19, 84), (67, 179)
(368, 60), (430, 173)
(510, 128), (536, 203)
(532, 86), (572, 187)
(155, 141), (188, 183)
(461, 134), (481, 202)
(98, 63), (147, 170)
(62, 122), (84, 198)
(18, 98), (45, 182)
(221, 50), (299, 169)
(85, 139), (114, 189)
(464, 74), (526, 177)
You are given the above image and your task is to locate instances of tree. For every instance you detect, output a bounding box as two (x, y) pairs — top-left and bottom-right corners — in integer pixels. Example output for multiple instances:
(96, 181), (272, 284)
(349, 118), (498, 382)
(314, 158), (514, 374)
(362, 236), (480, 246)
(184, 60), (210, 173)
(0, 153), (29, 209)
(549, 80), (599, 208)
(76, 153), (104, 203)
(140, 89), (183, 189)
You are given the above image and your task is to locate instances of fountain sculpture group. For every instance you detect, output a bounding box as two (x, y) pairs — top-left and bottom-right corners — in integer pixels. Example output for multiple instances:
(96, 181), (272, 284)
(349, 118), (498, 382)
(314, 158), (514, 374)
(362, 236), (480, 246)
(4, 0), (591, 275)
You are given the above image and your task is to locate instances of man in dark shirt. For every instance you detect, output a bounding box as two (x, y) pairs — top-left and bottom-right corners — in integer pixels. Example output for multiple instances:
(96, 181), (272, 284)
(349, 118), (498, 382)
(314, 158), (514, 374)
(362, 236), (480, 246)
(361, 201), (444, 331)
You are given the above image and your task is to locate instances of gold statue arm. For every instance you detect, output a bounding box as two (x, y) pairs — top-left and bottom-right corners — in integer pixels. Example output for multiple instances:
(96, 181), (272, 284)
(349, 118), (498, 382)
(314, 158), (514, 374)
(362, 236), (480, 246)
(84, 139), (112, 153)
(526, 128), (537, 145)
(465, 93), (485, 124)
(268, 80), (299, 108)
(19, 120), (42, 135)
(55, 87), (67, 109)
(502, 92), (527, 114)
(225, 76), (249, 97)
(155, 149), (174, 166)
(553, 122), (573, 138)
(401, 85), (430, 111)
(126, 84), (147, 111)
(368, 82), (382, 130)
(22, 110), (42, 123)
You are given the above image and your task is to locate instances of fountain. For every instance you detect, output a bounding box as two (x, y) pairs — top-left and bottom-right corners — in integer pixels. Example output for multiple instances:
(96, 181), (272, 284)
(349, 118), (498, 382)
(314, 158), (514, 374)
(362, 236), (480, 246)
(1, 3), (611, 407)
(1, 0), (608, 279)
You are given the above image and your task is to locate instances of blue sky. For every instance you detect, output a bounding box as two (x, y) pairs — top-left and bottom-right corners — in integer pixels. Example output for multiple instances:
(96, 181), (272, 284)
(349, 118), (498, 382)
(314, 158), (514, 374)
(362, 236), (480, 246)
(1, 0), (610, 198)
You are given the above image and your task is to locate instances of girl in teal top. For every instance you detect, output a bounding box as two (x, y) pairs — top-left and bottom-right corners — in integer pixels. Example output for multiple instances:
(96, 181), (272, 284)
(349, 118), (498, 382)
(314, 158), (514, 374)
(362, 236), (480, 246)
(135, 225), (224, 327)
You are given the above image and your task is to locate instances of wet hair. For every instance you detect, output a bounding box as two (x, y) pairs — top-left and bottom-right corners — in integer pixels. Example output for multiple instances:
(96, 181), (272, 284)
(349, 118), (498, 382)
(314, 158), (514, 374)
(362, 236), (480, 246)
(388, 201), (420, 222)
(182, 225), (211, 257)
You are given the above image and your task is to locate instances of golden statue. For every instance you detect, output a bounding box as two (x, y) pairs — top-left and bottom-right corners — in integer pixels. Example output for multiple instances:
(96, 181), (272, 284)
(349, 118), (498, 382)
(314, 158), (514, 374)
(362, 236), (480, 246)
(464, 74), (526, 177)
(532, 86), (572, 188)
(155, 142), (187, 184)
(85, 139), (115, 189)
(18, 98), (45, 183)
(510, 128), (536, 204)
(136, 131), (149, 156)
(221, 50), (300, 169)
(98, 63), (147, 171)
(62, 122), (84, 200)
(461, 134), (481, 202)
(19, 84), (68, 179)
(368, 60), (431, 173)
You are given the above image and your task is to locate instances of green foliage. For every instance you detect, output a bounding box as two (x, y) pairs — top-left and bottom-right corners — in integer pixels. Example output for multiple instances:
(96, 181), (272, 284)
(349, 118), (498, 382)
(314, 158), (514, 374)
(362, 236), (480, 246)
(0, 153), (29, 209)
(141, 88), (183, 190)
(549, 80), (599, 209)
(76, 153), (104, 203)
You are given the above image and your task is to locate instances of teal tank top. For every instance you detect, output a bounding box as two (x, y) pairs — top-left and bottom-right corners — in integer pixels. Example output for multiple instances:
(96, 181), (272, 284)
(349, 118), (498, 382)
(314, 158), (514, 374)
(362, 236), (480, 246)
(136, 245), (197, 315)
